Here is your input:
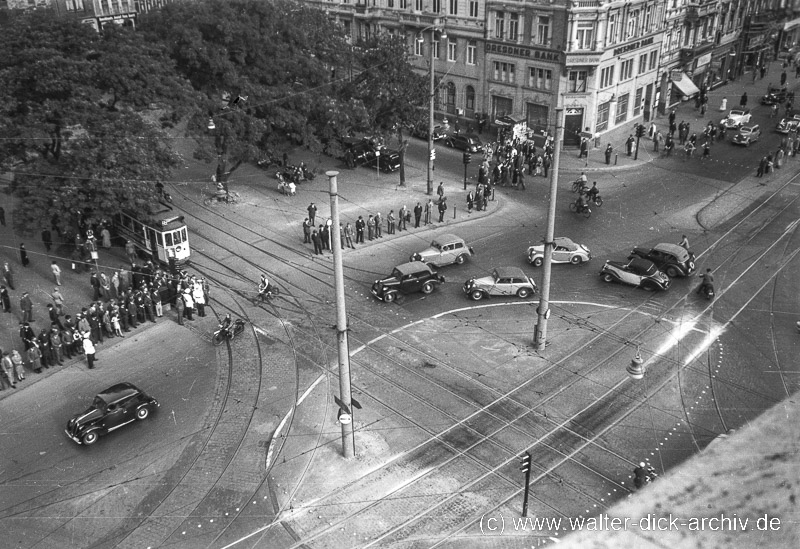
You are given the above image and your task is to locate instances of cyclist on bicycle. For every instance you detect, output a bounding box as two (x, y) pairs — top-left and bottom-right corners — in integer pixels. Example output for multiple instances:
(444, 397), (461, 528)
(586, 181), (599, 203)
(219, 313), (232, 333)
(573, 172), (589, 193)
(257, 274), (273, 301)
(574, 192), (590, 213)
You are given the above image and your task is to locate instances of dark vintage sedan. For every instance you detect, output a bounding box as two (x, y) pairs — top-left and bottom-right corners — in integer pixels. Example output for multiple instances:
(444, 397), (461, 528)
(761, 85), (788, 105)
(732, 124), (762, 146)
(444, 134), (484, 153)
(371, 262), (445, 303)
(629, 243), (696, 278)
(65, 382), (159, 445)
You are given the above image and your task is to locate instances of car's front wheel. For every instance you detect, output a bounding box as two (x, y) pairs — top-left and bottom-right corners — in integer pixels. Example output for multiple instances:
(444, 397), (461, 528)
(517, 288), (532, 299)
(421, 282), (435, 294)
(570, 256), (583, 265)
(532, 257), (543, 267)
(81, 431), (99, 445)
(454, 254), (466, 265)
(602, 273), (615, 283)
(665, 266), (679, 278)
(470, 290), (484, 301)
(383, 292), (396, 303)
(136, 407), (150, 420)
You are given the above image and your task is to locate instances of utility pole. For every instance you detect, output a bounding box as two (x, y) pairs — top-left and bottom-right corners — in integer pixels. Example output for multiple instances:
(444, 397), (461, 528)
(326, 171), (355, 458)
(534, 108), (564, 350)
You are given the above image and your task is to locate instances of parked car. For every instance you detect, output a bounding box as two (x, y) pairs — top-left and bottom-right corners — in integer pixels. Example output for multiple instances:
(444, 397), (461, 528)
(342, 137), (401, 172)
(365, 149), (401, 172)
(599, 257), (670, 291)
(527, 237), (591, 267)
(720, 109), (751, 129)
(371, 262), (445, 303)
(628, 243), (696, 278)
(463, 267), (537, 300)
(411, 122), (446, 141)
(761, 85), (788, 105)
(410, 233), (475, 267)
(65, 383), (159, 445)
(775, 114), (800, 134)
(732, 124), (762, 146)
(444, 134), (484, 153)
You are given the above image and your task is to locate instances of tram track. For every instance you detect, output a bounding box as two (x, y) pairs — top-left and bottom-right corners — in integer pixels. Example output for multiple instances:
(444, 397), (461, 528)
(145, 167), (800, 548)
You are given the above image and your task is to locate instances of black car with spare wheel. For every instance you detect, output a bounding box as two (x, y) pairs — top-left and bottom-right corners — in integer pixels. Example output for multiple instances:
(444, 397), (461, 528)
(371, 262), (445, 304)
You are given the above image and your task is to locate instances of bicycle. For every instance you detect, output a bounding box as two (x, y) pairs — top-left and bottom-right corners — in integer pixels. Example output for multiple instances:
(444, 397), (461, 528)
(253, 285), (280, 305)
(571, 179), (588, 193)
(568, 200), (592, 218)
(212, 318), (246, 346)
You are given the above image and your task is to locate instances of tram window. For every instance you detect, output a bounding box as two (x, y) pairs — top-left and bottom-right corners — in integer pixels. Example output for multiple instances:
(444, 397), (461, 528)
(121, 215), (132, 229)
(133, 221), (143, 236)
(181, 228), (187, 242)
(165, 232), (173, 246)
(156, 233), (163, 246)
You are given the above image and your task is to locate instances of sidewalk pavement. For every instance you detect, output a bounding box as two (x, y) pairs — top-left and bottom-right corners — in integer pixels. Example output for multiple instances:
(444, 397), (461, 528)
(0, 199), (216, 400)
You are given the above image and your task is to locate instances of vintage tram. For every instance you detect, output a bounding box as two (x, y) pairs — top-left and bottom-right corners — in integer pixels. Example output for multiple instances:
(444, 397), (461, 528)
(114, 207), (190, 266)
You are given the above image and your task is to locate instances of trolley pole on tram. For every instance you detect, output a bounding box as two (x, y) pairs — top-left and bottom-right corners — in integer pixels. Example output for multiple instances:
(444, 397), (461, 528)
(327, 171), (356, 458)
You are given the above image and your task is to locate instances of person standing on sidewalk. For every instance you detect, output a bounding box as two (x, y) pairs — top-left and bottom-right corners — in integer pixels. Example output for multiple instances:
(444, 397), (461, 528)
(398, 205), (408, 231)
(307, 203), (317, 226)
(740, 92), (748, 108)
(387, 210), (396, 234)
(1, 286), (10, 313)
(367, 215), (375, 241)
(414, 202), (422, 228)
(605, 144), (613, 164)
(20, 292), (33, 323)
(19, 243), (29, 267)
(344, 222), (355, 248)
(302, 218), (311, 244)
(374, 212), (382, 238)
(757, 156), (767, 177)
(355, 216), (365, 243)
(424, 199), (433, 225)
(82, 332), (97, 369)
(437, 198), (448, 222)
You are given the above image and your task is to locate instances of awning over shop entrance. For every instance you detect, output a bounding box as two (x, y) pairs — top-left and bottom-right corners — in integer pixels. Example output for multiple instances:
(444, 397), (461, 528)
(672, 73), (700, 98)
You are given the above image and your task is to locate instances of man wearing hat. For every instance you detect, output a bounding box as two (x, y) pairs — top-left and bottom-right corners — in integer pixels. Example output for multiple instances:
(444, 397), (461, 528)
(20, 292), (33, 323)
(82, 332), (97, 369)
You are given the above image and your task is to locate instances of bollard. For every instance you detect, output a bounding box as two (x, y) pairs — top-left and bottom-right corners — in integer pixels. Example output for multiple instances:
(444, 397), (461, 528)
(615, 153), (618, 165)
(453, 205), (456, 219)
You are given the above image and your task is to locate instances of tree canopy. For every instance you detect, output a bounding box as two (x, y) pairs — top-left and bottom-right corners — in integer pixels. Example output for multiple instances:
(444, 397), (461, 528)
(1, 0), (428, 234)
(0, 10), (193, 236)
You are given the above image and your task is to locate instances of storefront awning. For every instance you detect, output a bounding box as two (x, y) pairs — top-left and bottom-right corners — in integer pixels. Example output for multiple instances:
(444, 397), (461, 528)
(672, 73), (700, 98)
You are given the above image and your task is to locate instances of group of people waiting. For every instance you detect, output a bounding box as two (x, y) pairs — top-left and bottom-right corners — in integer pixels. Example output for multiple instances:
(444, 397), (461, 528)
(0, 263), (210, 390)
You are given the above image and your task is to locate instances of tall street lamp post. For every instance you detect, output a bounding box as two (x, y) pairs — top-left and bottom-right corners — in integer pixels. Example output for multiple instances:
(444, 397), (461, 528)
(417, 24), (447, 196)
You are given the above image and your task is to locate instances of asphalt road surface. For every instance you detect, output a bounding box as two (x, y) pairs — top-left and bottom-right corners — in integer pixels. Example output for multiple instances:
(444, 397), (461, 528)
(2, 96), (797, 548)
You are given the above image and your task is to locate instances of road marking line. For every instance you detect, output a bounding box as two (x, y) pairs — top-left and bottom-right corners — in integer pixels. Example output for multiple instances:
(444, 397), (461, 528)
(265, 407), (293, 470)
(297, 373), (325, 406)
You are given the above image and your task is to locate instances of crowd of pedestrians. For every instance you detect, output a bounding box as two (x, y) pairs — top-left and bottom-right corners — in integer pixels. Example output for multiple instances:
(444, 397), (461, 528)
(1, 256), (210, 390)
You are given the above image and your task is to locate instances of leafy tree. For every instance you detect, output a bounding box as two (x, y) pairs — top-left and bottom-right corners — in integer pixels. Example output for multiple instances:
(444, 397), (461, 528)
(139, 0), (370, 179)
(0, 10), (194, 236)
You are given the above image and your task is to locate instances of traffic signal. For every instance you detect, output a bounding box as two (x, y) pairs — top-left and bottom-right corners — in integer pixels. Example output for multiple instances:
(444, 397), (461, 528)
(430, 148), (436, 160)
(520, 452), (531, 473)
(463, 152), (472, 164)
(636, 124), (646, 138)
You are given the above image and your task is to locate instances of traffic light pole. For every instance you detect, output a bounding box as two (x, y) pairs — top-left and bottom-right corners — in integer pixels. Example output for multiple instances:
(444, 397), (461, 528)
(520, 452), (532, 517)
(462, 152), (471, 189)
(634, 124), (644, 160)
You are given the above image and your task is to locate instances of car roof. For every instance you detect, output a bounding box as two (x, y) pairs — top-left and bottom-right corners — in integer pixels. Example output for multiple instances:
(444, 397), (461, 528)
(394, 262), (433, 275)
(553, 237), (578, 250)
(97, 382), (141, 404)
(628, 257), (657, 272)
(494, 267), (526, 278)
(433, 233), (461, 244)
(652, 243), (690, 259)
(741, 125), (759, 131)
